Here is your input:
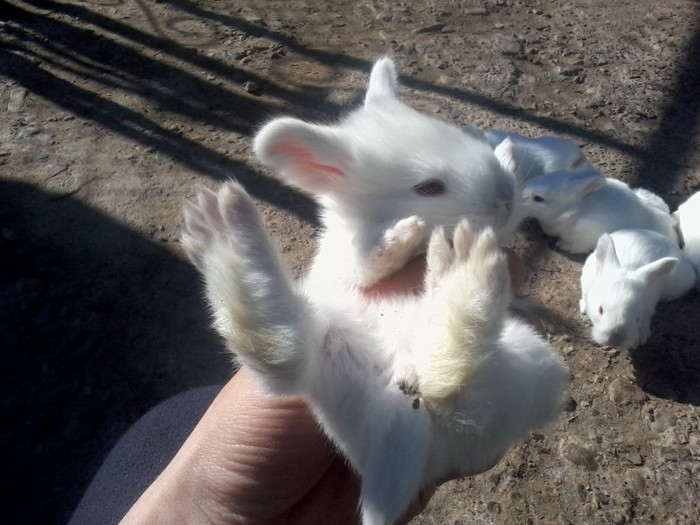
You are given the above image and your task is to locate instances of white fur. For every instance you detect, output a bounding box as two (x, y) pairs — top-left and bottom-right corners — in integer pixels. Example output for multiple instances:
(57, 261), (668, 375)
(181, 181), (568, 525)
(521, 170), (679, 253)
(180, 58), (568, 525)
(254, 56), (523, 289)
(464, 127), (593, 182)
(673, 191), (700, 288)
(579, 229), (696, 349)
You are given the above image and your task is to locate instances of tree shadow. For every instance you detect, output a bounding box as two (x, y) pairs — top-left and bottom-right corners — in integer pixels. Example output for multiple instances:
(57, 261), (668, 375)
(0, 180), (232, 525)
(2, 0), (323, 225)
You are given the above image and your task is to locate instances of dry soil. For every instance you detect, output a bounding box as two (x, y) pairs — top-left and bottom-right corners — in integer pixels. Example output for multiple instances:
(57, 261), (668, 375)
(2, 1), (700, 524)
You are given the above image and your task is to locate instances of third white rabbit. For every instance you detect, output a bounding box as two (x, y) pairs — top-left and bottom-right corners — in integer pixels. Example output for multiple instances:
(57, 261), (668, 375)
(673, 191), (700, 287)
(579, 228), (696, 349)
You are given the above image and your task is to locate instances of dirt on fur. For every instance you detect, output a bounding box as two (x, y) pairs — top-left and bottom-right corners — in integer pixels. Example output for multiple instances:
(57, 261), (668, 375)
(2, 1), (699, 524)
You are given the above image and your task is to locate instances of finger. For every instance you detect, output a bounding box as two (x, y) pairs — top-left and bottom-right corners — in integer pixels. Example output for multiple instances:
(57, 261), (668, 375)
(195, 368), (339, 521)
(281, 456), (361, 525)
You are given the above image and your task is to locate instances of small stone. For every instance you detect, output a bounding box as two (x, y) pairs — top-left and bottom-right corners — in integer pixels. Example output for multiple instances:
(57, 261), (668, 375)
(412, 23), (445, 34)
(243, 81), (261, 95)
(497, 35), (522, 56)
(562, 440), (597, 470)
(227, 48), (248, 60)
(560, 65), (584, 76)
(624, 468), (647, 491)
(608, 377), (648, 405)
(591, 491), (610, 508)
(624, 451), (644, 466)
(8, 88), (27, 112)
(20, 126), (40, 138)
(564, 396), (578, 412)
(486, 501), (501, 513)
(465, 7), (489, 15)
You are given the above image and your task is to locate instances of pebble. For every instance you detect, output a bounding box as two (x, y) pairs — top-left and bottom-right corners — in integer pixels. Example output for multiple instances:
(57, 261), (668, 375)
(486, 501), (501, 513)
(412, 23), (445, 34)
(243, 81), (261, 95)
(608, 377), (649, 405)
(624, 451), (644, 466)
(563, 396), (578, 412)
(8, 88), (27, 112)
(464, 7), (489, 16)
(227, 48), (248, 60)
(649, 405), (676, 433)
(624, 468), (647, 491)
(496, 35), (522, 56)
(562, 440), (598, 470)
(20, 126), (40, 139)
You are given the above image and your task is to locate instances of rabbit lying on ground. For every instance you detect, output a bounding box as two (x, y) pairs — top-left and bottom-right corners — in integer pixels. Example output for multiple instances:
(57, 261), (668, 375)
(255, 57), (522, 290)
(181, 57), (568, 525)
(521, 170), (679, 254)
(464, 126), (594, 182)
(579, 229), (696, 349)
(673, 191), (700, 288)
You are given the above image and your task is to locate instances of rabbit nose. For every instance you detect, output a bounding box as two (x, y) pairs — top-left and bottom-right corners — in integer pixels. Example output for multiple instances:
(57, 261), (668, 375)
(606, 328), (626, 347)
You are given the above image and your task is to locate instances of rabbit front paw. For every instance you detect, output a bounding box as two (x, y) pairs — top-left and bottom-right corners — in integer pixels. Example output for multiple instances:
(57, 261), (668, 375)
(418, 220), (511, 408)
(364, 216), (427, 285)
(182, 182), (308, 381)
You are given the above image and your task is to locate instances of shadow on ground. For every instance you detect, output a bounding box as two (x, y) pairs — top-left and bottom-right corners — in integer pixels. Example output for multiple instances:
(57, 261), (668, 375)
(0, 181), (232, 524)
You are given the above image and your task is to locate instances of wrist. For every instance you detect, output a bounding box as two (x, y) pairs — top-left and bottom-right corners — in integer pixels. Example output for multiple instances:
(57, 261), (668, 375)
(119, 427), (233, 525)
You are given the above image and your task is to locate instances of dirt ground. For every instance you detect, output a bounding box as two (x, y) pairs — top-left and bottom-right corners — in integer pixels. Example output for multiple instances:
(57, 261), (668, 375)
(2, 0), (699, 524)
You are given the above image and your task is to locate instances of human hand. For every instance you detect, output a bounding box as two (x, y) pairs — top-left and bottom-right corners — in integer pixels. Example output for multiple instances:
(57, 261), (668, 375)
(120, 261), (436, 525)
(121, 247), (526, 525)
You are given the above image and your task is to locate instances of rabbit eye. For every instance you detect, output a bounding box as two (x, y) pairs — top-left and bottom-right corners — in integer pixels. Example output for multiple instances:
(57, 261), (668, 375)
(598, 305), (604, 315)
(413, 179), (446, 197)
(533, 195), (545, 203)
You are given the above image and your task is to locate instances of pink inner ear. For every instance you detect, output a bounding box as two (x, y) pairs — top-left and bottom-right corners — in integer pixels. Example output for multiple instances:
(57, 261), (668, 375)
(272, 143), (346, 178)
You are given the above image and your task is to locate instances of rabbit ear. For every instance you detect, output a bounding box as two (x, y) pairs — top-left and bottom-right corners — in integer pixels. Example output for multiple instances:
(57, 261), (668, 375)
(566, 170), (607, 198)
(254, 117), (352, 195)
(493, 137), (519, 177)
(635, 257), (678, 286)
(595, 233), (620, 274)
(364, 56), (398, 106)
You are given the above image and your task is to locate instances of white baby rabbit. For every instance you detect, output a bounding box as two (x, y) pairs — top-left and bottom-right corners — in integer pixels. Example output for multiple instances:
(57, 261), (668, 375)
(580, 229), (696, 349)
(521, 170), (679, 253)
(254, 57), (522, 289)
(673, 191), (700, 287)
(182, 180), (569, 525)
(182, 58), (568, 525)
(463, 126), (594, 182)
(634, 187), (671, 214)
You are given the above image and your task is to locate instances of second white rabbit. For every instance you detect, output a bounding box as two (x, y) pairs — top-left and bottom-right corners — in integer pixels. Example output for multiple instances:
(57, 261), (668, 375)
(522, 170), (679, 254)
